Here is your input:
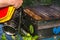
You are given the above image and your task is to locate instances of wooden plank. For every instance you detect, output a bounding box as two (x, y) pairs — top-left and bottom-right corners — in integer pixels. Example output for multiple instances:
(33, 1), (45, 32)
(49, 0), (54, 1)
(37, 20), (60, 30)
(24, 5), (60, 21)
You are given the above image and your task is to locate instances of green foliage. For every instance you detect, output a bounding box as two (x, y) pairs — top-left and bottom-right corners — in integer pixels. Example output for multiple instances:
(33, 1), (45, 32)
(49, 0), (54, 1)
(54, 0), (60, 6)
(16, 35), (20, 40)
(33, 35), (39, 40)
(1, 33), (7, 40)
(11, 36), (16, 40)
(58, 38), (60, 40)
(22, 0), (53, 7)
(23, 0), (33, 7)
(21, 31), (38, 40)
(23, 36), (32, 40)
(39, 0), (52, 5)
(22, 0), (38, 7)
(22, 35), (38, 40)
(29, 25), (34, 34)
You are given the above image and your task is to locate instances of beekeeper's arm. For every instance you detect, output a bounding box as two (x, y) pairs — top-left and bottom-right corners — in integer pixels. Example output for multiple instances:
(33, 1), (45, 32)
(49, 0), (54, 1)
(0, 0), (23, 9)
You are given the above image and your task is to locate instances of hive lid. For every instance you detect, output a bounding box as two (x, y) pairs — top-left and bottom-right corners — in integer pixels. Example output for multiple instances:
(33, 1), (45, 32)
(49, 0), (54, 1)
(24, 5), (60, 21)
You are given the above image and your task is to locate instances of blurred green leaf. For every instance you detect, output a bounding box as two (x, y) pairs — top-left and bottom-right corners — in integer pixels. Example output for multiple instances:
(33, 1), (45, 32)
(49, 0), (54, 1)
(23, 36), (32, 40)
(16, 35), (20, 40)
(33, 35), (39, 40)
(1, 33), (7, 40)
(29, 25), (34, 34)
(58, 38), (60, 40)
(11, 36), (15, 40)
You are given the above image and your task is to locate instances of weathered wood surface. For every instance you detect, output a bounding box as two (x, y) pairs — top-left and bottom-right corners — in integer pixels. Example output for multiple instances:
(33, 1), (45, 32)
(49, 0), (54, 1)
(37, 20), (60, 30)
(24, 5), (60, 21)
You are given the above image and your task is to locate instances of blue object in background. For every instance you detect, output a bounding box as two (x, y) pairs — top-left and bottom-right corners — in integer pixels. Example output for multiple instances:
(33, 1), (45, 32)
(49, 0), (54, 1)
(16, 34), (23, 40)
(0, 24), (4, 34)
(0, 24), (12, 40)
(0, 24), (4, 40)
(53, 26), (60, 34)
(41, 26), (60, 40)
(6, 35), (12, 40)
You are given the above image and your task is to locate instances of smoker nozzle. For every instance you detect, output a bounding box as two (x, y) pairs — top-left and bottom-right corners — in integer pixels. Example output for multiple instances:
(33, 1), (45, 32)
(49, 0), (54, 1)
(3, 25), (17, 36)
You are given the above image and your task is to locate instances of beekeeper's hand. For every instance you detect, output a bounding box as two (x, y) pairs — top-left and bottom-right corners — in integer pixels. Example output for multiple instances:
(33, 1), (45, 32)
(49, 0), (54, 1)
(0, 0), (23, 9)
(9, 0), (23, 9)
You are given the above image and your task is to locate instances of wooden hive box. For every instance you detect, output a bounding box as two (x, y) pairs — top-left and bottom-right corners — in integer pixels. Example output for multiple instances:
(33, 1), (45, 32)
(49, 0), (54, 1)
(23, 5), (60, 39)
(23, 5), (60, 29)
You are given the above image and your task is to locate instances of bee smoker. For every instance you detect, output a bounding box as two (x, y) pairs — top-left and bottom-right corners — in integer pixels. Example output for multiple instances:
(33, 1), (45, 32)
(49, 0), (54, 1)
(3, 7), (22, 36)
